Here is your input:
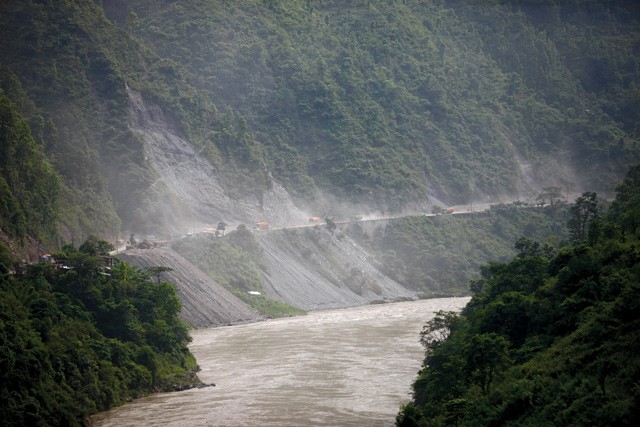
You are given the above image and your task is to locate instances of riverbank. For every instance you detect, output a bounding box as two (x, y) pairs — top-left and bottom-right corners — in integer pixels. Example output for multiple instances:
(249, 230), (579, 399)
(92, 297), (470, 426)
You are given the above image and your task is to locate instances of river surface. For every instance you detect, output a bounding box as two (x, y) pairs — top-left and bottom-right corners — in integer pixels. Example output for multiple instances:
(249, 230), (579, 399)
(92, 297), (470, 427)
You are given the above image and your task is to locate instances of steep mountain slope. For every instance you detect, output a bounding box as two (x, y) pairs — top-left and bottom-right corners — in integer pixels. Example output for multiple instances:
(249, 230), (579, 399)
(127, 86), (306, 230)
(256, 228), (417, 310)
(115, 246), (264, 327)
(0, 0), (276, 240)
(2, 0), (639, 243)
(108, 0), (639, 211)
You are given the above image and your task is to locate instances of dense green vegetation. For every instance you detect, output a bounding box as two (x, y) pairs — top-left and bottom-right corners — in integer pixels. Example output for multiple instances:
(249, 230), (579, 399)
(0, 238), (199, 426)
(397, 165), (640, 426)
(0, 93), (59, 243)
(345, 203), (568, 296)
(0, 1), (133, 240)
(172, 226), (305, 317)
(113, 0), (639, 209)
(2, 0), (639, 242)
(0, 0), (263, 238)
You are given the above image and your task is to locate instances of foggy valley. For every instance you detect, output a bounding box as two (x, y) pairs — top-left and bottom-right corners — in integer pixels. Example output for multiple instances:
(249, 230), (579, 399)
(1, 1), (639, 426)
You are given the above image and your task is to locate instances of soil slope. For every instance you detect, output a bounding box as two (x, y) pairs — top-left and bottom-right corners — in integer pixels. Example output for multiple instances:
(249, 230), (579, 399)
(116, 247), (263, 327)
(256, 228), (417, 311)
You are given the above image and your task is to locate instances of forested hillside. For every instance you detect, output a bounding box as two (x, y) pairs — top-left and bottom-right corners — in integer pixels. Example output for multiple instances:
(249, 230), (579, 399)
(346, 202), (569, 296)
(1, 2), (639, 424)
(0, 94), (59, 244)
(0, 238), (200, 426)
(0, 0), (264, 241)
(397, 165), (640, 426)
(107, 0), (640, 208)
(1, 0), (639, 244)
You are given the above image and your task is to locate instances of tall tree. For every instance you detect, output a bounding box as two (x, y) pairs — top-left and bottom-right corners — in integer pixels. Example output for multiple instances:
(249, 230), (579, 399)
(536, 186), (565, 207)
(465, 333), (511, 394)
(78, 235), (115, 256)
(609, 165), (640, 237)
(568, 192), (599, 242)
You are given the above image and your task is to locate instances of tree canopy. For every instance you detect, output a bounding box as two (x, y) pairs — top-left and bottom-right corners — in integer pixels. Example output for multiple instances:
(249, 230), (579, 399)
(1, 0), (639, 240)
(398, 165), (640, 426)
(0, 238), (200, 426)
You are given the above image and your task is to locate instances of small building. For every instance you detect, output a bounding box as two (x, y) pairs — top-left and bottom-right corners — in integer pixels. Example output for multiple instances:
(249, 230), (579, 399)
(40, 253), (55, 263)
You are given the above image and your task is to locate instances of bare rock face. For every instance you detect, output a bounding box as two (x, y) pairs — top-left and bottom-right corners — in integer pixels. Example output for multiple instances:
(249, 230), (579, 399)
(116, 247), (263, 327)
(127, 87), (306, 231)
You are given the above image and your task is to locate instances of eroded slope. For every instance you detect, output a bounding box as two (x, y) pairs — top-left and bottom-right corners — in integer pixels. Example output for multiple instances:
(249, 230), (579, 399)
(116, 246), (263, 327)
(256, 227), (417, 311)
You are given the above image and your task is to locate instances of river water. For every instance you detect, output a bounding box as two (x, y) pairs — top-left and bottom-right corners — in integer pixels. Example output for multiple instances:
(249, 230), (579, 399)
(92, 297), (470, 427)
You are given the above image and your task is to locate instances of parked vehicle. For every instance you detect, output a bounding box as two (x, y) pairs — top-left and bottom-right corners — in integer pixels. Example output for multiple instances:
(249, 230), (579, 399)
(255, 221), (270, 230)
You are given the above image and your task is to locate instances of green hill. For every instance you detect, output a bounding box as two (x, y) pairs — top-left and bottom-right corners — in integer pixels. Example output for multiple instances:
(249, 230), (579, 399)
(397, 165), (640, 426)
(1, 2), (639, 423)
(0, 238), (200, 426)
(108, 0), (639, 205)
(1, 0), (639, 242)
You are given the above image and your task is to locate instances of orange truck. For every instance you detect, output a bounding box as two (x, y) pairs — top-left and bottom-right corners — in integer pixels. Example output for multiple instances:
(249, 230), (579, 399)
(446, 207), (455, 214)
(308, 216), (322, 223)
(255, 221), (270, 230)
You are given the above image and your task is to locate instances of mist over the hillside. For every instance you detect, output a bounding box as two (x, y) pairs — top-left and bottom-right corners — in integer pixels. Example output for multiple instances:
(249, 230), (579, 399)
(126, 85), (309, 234)
(0, 0), (637, 241)
(136, 0), (632, 224)
(2, 3), (640, 426)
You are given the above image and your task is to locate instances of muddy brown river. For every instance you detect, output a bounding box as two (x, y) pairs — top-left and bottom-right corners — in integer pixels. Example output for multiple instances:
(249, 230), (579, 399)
(92, 297), (470, 427)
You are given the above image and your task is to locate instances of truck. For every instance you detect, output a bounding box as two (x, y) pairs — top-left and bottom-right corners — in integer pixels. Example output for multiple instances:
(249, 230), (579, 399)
(255, 221), (270, 230)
